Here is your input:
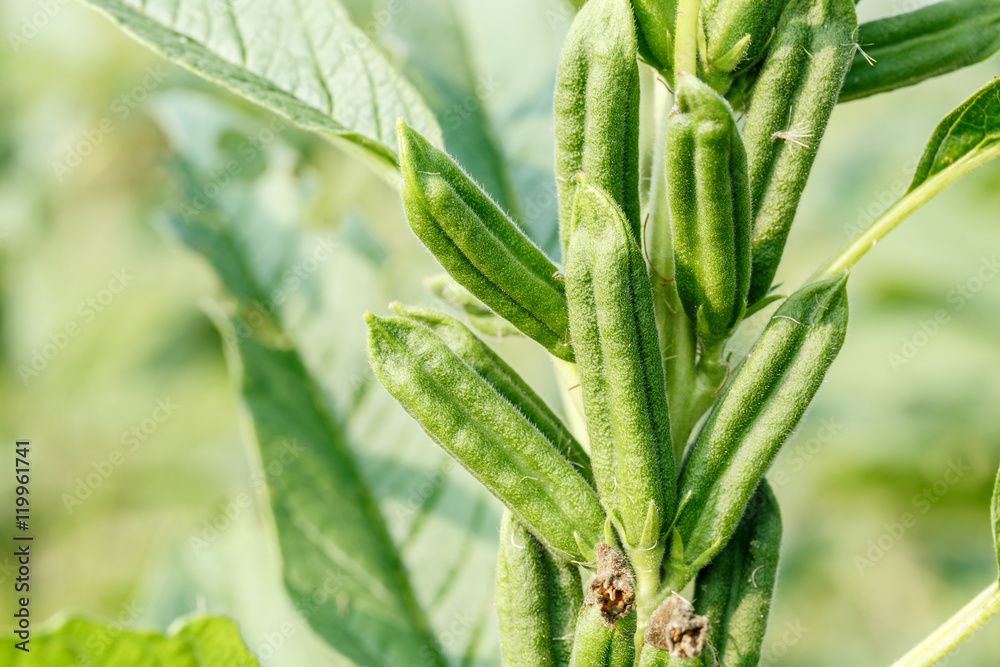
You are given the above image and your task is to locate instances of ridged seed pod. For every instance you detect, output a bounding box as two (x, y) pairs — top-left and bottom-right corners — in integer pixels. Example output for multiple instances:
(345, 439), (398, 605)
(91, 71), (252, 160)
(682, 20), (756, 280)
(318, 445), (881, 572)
(391, 303), (592, 485)
(742, 0), (857, 305)
(565, 176), (676, 592)
(665, 73), (752, 344)
(397, 119), (572, 361)
(365, 313), (604, 559)
(497, 510), (583, 667)
(701, 0), (790, 91)
(694, 481), (782, 667)
(555, 0), (641, 255)
(669, 275), (848, 586)
(568, 605), (636, 667)
(841, 0), (1000, 102)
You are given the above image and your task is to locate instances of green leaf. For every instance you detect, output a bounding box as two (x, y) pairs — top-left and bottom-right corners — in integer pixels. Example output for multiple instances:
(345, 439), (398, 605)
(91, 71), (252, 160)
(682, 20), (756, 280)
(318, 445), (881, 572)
(669, 275), (848, 588)
(841, 0), (1000, 103)
(79, 0), (442, 184)
(224, 317), (446, 667)
(0, 615), (257, 666)
(342, 0), (571, 254)
(910, 77), (1000, 192)
(153, 98), (477, 665)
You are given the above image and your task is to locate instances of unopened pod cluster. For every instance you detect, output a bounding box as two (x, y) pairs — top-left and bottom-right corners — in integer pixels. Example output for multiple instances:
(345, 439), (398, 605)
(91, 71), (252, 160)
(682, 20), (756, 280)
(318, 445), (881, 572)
(358, 0), (1000, 663)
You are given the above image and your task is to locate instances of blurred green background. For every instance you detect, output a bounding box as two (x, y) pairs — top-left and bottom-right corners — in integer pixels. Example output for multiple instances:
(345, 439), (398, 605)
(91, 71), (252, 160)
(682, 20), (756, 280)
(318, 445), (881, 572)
(1, 0), (999, 665)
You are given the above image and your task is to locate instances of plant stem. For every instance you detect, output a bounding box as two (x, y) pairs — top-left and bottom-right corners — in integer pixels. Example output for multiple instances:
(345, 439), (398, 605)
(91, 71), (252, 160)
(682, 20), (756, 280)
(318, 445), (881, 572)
(890, 581), (1000, 667)
(673, 0), (700, 75)
(647, 84), (698, 462)
(812, 147), (1000, 282)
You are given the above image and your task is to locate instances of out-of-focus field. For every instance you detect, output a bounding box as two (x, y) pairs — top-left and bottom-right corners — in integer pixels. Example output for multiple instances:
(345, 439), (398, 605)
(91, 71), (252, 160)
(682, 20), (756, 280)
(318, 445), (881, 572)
(1, 0), (999, 665)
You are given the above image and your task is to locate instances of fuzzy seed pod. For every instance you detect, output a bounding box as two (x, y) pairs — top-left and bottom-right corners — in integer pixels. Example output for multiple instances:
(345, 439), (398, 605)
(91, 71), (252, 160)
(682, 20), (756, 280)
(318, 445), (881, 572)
(496, 510), (583, 667)
(694, 481), (782, 667)
(555, 0), (642, 256)
(630, 0), (678, 75)
(569, 549), (637, 667)
(841, 0), (1000, 102)
(668, 274), (848, 586)
(742, 0), (857, 305)
(701, 0), (790, 91)
(665, 73), (752, 344)
(391, 304), (592, 485)
(365, 313), (604, 560)
(396, 119), (573, 361)
(565, 176), (676, 583)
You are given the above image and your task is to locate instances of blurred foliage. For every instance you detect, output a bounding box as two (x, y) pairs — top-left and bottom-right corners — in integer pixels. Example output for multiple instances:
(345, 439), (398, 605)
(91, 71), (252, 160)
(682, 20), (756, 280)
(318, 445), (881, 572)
(0, 0), (998, 665)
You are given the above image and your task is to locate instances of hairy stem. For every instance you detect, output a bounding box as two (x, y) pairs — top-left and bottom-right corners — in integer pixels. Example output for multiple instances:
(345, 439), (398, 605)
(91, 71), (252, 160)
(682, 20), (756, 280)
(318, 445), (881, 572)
(812, 147), (1000, 281)
(890, 581), (1000, 667)
(673, 0), (700, 75)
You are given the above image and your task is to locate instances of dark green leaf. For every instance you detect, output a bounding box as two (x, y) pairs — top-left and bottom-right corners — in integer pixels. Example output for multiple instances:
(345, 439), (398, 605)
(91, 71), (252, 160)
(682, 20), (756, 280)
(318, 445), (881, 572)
(910, 77), (1000, 191)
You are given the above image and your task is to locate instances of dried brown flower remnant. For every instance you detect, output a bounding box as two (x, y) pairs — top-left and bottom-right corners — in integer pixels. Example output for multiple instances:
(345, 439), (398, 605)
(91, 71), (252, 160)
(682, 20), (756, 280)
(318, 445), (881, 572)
(644, 593), (710, 658)
(584, 543), (635, 626)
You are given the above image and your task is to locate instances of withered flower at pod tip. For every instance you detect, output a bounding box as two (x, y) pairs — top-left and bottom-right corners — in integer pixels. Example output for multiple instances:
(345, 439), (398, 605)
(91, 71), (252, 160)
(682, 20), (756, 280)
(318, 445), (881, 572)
(644, 593), (710, 658)
(584, 543), (635, 626)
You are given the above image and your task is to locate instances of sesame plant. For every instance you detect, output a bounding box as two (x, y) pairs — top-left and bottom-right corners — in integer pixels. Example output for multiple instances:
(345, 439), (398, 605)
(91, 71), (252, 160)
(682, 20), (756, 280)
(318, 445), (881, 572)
(19, 0), (1000, 665)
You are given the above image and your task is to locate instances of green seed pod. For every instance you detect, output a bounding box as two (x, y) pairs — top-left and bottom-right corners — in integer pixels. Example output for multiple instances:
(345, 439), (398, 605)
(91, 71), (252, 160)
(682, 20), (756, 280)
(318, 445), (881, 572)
(568, 605), (637, 667)
(396, 118), (572, 361)
(391, 303), (592, 485)
(555, 0), (641, 255)
(840, 0), (1000, 103)
(365, 312), (604, 559)
(497, 510), (583, 667)
(665, 73), (752, 344)
(701, 0), (790, 90)
(631, 0), (678, 75)
(742, 0), (857, 305)
(668, 274), (848, 587)
(564, 175), (676, 592)
(693, 481), (782, 667)
(424, 274), (522, 338)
